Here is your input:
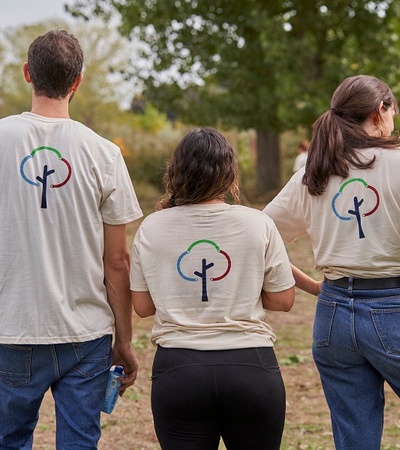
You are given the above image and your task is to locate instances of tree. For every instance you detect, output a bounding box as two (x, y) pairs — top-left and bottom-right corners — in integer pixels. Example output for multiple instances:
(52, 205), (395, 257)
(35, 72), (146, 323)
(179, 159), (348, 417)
(62, 1), (400, 191)
(0, 24), (47, 116)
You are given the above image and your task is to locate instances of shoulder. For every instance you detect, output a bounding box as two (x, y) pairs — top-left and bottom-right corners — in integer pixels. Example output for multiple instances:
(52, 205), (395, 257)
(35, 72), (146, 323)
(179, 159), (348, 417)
(0, 114), (20, 122)
(356, 146), (400, 159)
(0, 114), (24, 129)
(351, 147), (400, 172)
(71, 120), (119, 150)
(228, 204), (267, 216)
(227, 204), (277, 226)
(138, 209), (170, 227)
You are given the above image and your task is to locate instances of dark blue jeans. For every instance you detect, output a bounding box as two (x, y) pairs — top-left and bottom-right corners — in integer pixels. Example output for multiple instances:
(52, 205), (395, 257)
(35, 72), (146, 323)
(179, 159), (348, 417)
(151, 346), (286, 450)
(0, 335), (112, 449)
(314, 283), (400, 450)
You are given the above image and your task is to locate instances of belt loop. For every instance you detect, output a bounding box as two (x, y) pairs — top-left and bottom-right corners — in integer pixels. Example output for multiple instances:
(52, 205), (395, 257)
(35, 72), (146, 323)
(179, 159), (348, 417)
(348, 276), (354, 294)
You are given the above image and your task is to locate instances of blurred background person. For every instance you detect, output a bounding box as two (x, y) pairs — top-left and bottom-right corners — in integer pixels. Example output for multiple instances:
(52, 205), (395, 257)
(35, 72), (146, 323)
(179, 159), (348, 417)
(292, 139), (310, 173)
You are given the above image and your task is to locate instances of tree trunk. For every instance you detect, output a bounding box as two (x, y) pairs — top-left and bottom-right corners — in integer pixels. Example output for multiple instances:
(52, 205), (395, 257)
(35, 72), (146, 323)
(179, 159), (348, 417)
(256, 128), (281, 194)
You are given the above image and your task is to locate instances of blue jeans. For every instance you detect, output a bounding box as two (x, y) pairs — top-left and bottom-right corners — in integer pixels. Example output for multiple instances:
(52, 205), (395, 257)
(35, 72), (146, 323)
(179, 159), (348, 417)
(313, 283), (400, 450)
(0, 335), (112, 449)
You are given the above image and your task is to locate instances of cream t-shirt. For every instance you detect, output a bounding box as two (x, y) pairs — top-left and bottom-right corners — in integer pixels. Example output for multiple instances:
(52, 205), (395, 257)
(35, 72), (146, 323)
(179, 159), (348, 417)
(130, 203), (294, 350)
(0, 113), (143, 344)
(264, 147), (400, 279)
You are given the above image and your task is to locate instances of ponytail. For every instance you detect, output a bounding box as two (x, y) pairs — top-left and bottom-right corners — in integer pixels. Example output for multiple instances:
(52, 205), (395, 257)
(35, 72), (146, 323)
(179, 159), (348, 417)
(302, 75), (400, 196)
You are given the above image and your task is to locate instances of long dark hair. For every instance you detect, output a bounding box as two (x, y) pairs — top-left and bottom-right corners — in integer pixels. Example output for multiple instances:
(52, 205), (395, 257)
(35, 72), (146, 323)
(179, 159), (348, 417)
(156, 127), (240, 210)
(303, 75), (400, 195)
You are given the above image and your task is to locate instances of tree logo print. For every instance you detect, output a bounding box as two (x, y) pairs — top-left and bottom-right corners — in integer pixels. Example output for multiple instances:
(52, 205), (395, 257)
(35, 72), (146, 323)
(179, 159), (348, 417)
(20, 146), (72, 209)
(177, 239), (231, 302)
(331, 178), (380, 239)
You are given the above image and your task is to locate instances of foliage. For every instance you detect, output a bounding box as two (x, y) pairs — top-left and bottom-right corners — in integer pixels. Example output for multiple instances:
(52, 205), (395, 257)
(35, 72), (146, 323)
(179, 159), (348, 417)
(67, 0), (400, 126)
(68, 0), (400, 193)
(0, 23), (49, 116)
(130, 102), (168, 132)
(122, 126), (183, 190)
(68, 22), (141, 127)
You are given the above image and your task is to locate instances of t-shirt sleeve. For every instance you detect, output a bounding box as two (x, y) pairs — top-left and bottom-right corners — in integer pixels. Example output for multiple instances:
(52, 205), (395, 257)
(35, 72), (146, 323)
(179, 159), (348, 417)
(101, 152), (143, 225)
(262, 220), (295, 292)
(130, 228), (148, 291)
(263, 173), (307, 244)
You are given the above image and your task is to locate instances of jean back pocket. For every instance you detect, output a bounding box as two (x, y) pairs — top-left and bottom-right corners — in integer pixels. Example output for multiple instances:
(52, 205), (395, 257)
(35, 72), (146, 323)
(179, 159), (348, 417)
(313, 299), (336, 348)
(0, 344), (31, 387)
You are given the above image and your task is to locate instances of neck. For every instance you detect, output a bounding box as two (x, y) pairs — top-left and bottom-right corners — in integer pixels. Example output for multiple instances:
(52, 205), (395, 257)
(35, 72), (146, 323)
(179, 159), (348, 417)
(30, 94), (71, 119)
(362, 117), (383, 138)
(198, 198), (225, 204)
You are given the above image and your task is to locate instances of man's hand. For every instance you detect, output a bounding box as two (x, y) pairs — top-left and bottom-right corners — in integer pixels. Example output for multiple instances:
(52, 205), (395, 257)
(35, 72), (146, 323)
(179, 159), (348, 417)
(112, 342), (139, 395)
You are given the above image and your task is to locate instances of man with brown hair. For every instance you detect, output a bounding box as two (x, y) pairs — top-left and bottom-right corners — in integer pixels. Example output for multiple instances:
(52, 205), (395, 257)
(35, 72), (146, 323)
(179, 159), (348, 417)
(0, 29), (142, 448)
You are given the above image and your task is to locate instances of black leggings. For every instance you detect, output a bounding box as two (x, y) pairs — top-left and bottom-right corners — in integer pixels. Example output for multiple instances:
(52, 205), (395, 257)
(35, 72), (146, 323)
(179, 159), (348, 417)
(151, 346), (286, 450)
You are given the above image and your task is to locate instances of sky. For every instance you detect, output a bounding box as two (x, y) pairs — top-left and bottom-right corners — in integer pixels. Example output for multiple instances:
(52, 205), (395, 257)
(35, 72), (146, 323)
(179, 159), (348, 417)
(0, 0), (74, 29)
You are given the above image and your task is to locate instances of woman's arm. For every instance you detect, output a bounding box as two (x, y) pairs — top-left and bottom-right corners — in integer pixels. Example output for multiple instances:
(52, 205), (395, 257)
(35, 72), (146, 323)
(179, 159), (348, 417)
(131, 291), (156, 318)
(291, 264), (322, 296)
(261, 287), (295, 312)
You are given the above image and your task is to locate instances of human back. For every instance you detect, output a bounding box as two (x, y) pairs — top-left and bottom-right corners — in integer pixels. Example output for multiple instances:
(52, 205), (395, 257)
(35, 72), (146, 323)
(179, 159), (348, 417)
(266, 145), (400, 279)
(0, 114), (139, 343)
(132, 202), (293, 349)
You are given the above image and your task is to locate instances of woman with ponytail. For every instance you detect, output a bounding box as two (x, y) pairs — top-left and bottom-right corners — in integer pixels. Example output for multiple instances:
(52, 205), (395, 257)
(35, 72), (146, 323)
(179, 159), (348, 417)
(264, 75), (400, 450)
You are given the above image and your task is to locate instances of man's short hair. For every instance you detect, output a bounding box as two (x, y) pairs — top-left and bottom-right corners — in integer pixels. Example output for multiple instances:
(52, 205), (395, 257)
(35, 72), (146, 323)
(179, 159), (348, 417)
(27, 29), (83, 99)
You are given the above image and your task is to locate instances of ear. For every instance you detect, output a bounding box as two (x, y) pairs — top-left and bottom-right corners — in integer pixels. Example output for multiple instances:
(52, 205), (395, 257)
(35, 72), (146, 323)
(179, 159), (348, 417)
(70, 73), (83, 93)
(372, 111), (380, 126)
(22, 62), (31, 83)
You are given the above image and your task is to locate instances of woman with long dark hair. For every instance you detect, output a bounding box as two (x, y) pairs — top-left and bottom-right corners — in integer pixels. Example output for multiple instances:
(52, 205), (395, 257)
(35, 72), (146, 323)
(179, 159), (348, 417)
(264, 75), (400, 450)
(130, 127), (295, 450)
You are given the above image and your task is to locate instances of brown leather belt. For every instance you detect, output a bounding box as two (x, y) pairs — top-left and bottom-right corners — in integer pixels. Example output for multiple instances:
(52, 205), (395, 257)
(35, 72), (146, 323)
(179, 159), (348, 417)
(325, 276), (400, 290)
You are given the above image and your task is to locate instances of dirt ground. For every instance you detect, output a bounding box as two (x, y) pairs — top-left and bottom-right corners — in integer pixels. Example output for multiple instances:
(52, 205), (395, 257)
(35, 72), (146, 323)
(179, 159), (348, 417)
(32, 236), (400, 449)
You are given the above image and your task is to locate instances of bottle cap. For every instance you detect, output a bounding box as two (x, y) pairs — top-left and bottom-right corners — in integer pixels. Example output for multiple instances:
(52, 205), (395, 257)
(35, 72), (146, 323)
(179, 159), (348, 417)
(114, 366), (124, 374)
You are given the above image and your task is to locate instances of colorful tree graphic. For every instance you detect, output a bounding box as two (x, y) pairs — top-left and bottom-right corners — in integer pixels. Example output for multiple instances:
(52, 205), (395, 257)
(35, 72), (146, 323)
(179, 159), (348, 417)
(177, 239), (231, 301)
(331, 178), (380, 239)
(20, 146), (72, 209)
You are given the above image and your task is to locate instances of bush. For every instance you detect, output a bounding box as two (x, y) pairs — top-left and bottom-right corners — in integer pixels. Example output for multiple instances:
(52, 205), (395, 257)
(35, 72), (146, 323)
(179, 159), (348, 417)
(120, 127), (185, 190)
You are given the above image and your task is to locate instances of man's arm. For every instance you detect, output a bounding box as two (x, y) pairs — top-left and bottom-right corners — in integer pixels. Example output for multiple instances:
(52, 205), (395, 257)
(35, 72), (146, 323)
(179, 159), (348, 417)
(104, 223), (138, 394)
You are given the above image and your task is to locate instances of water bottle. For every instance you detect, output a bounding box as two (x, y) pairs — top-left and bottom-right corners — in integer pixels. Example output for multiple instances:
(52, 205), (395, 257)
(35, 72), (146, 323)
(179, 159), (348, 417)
(102, 366), (124, 414)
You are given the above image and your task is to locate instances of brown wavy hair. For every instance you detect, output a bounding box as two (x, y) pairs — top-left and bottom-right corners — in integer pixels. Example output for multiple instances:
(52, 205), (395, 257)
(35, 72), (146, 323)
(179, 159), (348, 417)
(156, 127), (240, 210)
(303, 75), (400, 196)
